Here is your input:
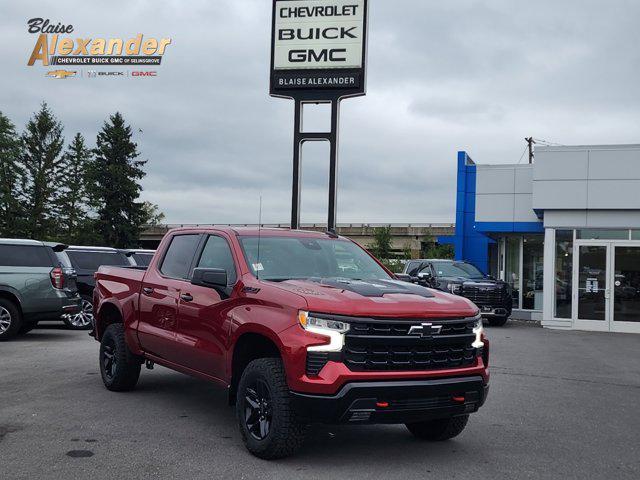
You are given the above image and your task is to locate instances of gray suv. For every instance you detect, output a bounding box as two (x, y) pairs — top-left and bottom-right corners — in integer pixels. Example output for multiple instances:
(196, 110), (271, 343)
(0, 239), (81, 340)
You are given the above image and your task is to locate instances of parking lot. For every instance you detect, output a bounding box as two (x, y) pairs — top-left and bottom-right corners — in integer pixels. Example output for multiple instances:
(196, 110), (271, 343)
(1, 321), (638, 480)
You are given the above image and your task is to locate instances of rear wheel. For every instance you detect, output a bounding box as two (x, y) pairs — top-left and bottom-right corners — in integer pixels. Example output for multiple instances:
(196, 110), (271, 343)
(0, 298), (22, 341)
(236, 358), (307, 459)
(406, 415), (469, 441)
(488, 315), (509, 327)
(99, 323), (142, 391)
(63, 295), (93, 330)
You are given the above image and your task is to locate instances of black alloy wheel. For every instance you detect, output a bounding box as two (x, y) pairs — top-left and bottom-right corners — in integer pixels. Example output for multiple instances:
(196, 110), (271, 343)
(243, 379), (273, 441)
(101, 337), (117, 382)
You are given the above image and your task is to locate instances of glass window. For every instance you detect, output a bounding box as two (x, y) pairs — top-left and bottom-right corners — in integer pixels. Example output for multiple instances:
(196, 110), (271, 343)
(160, 235), (200, 279)
(505, 237), (521, 309)
(0, 245), (53, 267)
(554, 230), (573, 319)
(66, 250), (129, 271)
(432, 261), (484, 279)
(197, 236), (237, 284)
(576, 229), (628, 240)
(613, 247), (640, 323)
(240, 236), (391, 281)
(55, 252), (73, 268)
(132, 253), (153, 267)
(522, 236), (544, 310)
(631, 231), (640, 240)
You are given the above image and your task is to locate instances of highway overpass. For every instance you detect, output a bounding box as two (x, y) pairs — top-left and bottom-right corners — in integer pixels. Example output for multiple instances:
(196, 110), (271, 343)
(140, 223), (455, 258)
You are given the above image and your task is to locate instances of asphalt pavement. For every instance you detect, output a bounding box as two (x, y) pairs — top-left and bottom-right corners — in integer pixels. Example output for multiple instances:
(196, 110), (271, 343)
(1, 321), (639, 479)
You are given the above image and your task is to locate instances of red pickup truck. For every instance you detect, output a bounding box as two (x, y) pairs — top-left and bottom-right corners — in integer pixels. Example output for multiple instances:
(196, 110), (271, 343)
(92, 227), (489, 459)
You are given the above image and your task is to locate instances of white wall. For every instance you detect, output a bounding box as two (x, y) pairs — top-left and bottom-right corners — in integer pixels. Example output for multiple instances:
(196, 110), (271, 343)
(475, 164), (541, 223)
(533, 144), (640, 212)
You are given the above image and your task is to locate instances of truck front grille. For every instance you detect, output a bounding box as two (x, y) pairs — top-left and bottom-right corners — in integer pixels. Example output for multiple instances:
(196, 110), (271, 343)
(342, 317), (478, 372)
(461, 286), (504, 307)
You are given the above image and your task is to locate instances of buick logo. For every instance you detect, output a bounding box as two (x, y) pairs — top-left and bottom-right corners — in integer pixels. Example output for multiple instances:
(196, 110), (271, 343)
(408, 323), (442, 338)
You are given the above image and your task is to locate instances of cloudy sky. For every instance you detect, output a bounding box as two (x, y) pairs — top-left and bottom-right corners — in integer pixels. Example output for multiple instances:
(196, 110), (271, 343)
(2, 0), (639, 225)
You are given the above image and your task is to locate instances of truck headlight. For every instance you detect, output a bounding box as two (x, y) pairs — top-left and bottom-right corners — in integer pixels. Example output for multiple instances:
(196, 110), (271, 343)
(448, 283), (462, 294)
(472, 314), (484, 349)
(298, 311), (349, 352)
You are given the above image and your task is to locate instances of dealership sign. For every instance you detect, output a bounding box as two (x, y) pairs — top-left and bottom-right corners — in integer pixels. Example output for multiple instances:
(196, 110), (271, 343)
(270, 0), (368, 99)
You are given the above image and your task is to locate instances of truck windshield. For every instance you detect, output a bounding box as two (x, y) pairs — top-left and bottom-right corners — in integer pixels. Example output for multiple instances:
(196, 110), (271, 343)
(240, 236), (391, 282)
(432, 261), (484, 279)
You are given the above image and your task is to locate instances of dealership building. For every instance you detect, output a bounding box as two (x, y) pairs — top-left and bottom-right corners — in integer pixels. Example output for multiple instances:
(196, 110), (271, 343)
(441, 144), (640, 334)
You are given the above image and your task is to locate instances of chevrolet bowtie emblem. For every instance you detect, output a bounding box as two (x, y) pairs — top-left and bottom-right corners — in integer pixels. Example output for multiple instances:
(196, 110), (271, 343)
(46, 70), (77, 79)
(408, 323), (442, 337)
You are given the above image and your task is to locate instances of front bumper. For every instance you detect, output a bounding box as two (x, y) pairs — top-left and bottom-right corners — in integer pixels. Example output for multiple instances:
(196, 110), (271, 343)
(291, 376), (489, 425)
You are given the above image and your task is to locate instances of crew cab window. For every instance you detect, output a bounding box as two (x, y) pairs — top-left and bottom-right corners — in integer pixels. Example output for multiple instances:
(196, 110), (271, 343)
(197, 236), (237, 284)
(160, 234), (200, 279)
(66, 251), (130, 271)
(132, 253), (153, 267)
(0, 245), (53, 267)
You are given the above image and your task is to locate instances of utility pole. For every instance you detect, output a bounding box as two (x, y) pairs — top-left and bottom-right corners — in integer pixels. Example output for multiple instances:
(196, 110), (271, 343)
(525, 137), (535, 164)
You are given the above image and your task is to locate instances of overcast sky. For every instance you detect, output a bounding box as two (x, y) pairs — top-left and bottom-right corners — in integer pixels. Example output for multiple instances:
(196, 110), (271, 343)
(2, 0), (639, 225)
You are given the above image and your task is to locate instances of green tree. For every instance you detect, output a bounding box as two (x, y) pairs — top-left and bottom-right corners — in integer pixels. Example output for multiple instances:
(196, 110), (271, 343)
(0, 112), (25, 237)
(87, 112), (159, 247)
(421, 235), (454, 259)
(57, 133), (96, 243)
(21, 103), (65, 240)
(367, 226), (393, 260)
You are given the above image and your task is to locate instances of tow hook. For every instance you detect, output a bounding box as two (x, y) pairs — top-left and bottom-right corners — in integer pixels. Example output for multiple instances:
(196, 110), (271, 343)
(145, 360), (155, 370)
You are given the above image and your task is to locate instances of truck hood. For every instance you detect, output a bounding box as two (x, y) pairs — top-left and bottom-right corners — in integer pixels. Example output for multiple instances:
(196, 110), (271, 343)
(272, 278), (478, 318)
(440, 276), (508, 289)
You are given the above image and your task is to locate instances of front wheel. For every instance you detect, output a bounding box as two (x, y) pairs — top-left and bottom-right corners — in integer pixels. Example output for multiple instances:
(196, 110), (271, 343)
(63, 295), (94, 330)
(488, 315), (509, 327)
(406, 415), (469, 441)
(0, 299), (22, 341)
(236, 358), (307, 459)
(99, 323), (142, 391)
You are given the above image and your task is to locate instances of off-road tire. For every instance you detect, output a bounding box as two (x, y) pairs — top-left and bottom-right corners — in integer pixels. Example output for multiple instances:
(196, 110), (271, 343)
(236, 358), (307, 459)
(488, 316), (509, 327)
(99, 323), (142, 392)
(406, 415), (469, 441)
(0, 298), (22, 341)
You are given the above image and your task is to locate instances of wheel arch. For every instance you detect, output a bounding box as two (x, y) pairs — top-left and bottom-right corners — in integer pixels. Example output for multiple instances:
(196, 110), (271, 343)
(229, 330), (283, 405)
(95, 301), (123, 341)
(0, 287), (23, 317)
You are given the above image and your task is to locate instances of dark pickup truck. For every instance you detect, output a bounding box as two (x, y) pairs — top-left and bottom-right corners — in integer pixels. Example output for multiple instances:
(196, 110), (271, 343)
(403, 259), (512, 326)
(92, 227), (490, 459)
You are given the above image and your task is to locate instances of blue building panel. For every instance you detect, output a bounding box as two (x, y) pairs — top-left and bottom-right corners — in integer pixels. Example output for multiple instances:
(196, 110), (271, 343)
(438, 151), (544, 275)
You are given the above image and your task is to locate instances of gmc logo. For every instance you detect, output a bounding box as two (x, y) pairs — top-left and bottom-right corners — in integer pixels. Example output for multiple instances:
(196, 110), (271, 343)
(132, 71), (157, 77)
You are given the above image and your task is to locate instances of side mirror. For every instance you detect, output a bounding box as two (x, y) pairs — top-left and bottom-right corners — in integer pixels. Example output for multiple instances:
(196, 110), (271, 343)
(395, 273), (413, 283)
(191, 268), (228, 289)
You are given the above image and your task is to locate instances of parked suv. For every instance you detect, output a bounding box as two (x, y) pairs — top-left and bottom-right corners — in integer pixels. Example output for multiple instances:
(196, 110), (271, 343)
(122, 249), (155, 267)
(0, 239), (81, 340)
(403, 259), (512, 326)
(56, 246), (131, 329)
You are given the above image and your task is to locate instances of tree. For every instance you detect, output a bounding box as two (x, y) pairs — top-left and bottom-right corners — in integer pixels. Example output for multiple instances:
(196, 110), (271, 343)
(421, 235), (454, 259)
(367, 226), (394, 259)
(87, 112), (160, 248)
(21, 103), (65, 240)
(0, 112), (25, 237)
(57, 133), (95, 243)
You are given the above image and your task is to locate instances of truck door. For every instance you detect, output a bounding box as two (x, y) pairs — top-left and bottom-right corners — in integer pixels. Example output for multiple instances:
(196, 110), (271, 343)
(174, 234), (238, 380)
(137, 234), (201, 362)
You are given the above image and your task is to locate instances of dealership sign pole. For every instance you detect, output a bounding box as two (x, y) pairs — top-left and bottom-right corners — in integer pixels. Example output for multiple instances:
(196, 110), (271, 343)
(270, 0), (368, 232)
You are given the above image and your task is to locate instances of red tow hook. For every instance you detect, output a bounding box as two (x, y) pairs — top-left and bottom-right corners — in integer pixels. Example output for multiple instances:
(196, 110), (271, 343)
(452, 396), (466, 403)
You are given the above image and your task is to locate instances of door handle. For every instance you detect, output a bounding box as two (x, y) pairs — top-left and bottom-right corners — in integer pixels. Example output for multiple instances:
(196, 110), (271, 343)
(142, 287), (154, 295)
(180, 293), (194, 302)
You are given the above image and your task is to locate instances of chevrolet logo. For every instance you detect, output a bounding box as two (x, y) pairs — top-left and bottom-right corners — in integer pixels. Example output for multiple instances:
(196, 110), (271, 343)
(46, 70), (77, 79)
(408, 323), (443, 337)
